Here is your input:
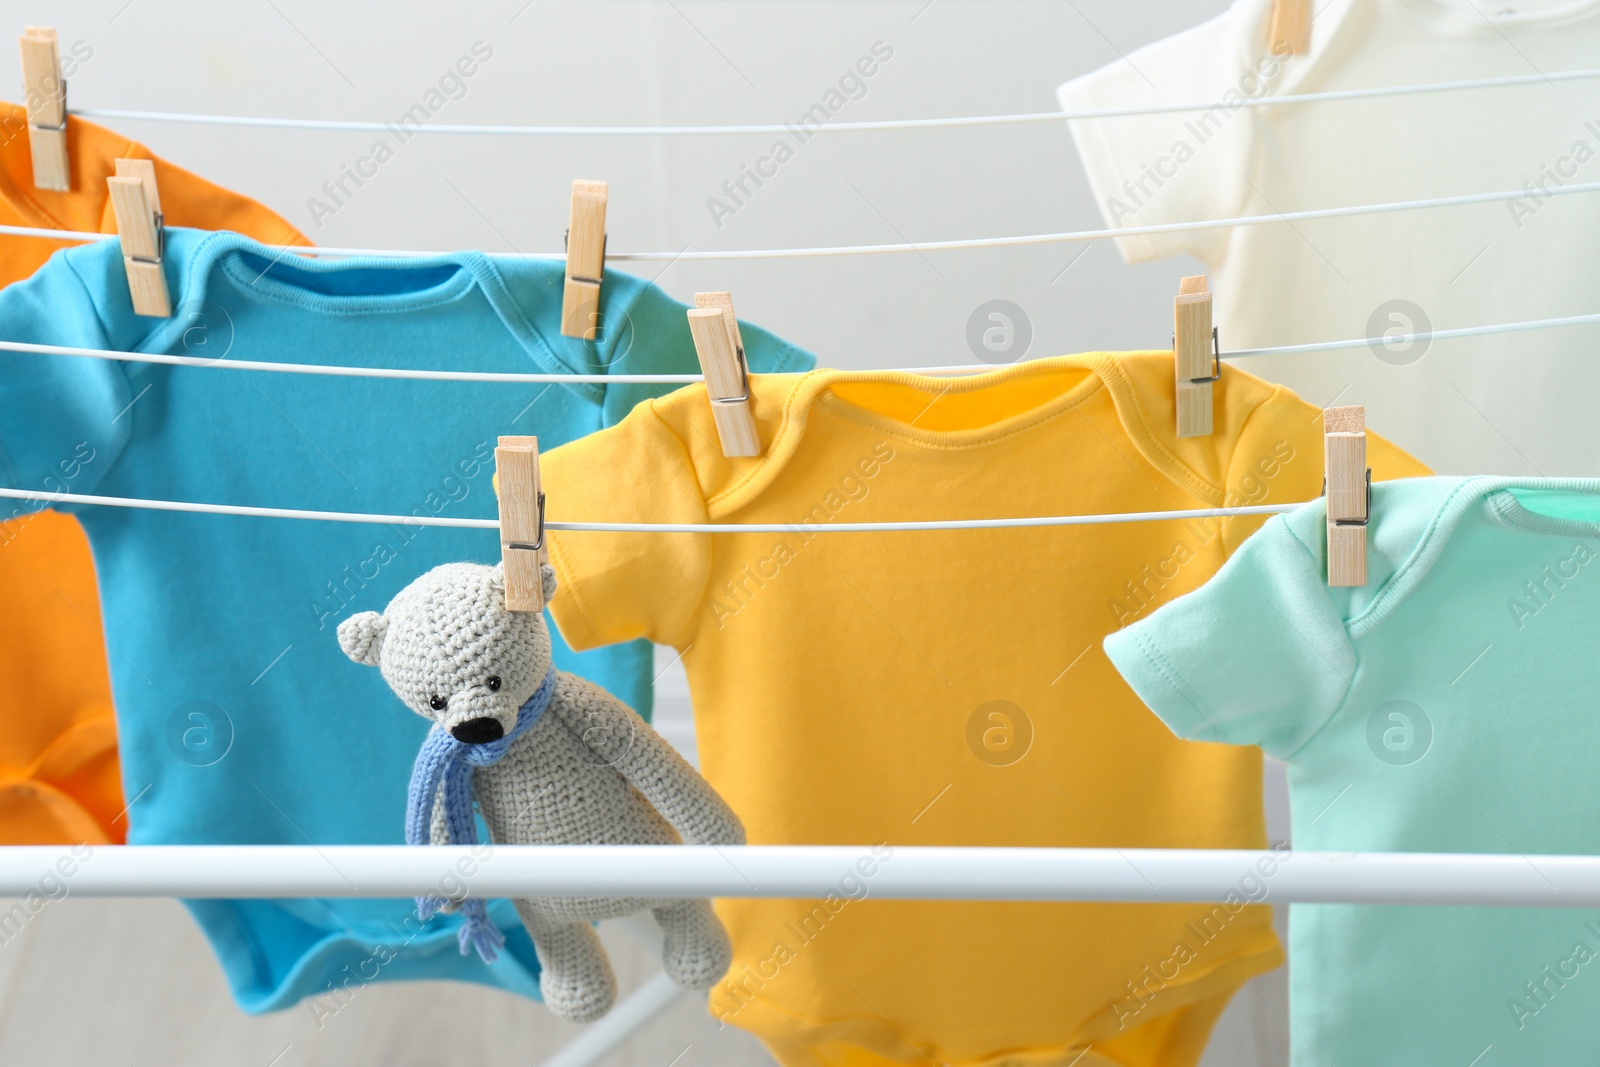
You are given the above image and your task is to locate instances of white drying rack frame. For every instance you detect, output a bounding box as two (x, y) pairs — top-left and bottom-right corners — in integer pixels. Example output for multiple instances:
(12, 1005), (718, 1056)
(6, 845), (1596, 908)
(9, 58), (1600, 1065)
(13, 843), (1587, 1065)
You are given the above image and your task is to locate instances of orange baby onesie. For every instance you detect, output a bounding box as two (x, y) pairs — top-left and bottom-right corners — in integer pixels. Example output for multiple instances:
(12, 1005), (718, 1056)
(538, 354), (1429, 1066)
(0, 103), (309, 843)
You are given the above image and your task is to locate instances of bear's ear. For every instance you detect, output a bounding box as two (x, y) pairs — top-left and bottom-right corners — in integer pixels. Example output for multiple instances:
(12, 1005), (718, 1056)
(541, 563), (558, 604)
(338, 612), (389, 666)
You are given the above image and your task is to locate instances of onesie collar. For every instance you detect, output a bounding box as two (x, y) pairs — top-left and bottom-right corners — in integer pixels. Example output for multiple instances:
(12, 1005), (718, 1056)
(131, 229), (615, 404)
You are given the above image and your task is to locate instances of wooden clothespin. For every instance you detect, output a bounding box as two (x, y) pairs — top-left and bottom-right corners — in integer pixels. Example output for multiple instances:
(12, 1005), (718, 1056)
(1323, 406), (1370, 587)
(495, 435), (549, 612)
(1268, 0), (1311, 55)
(560, 179), (608, 339)
(688, 292), (760, 457)
(107, 159), (170, 317)
(19, 27), (69, 191)
(1173, 275), (1218, 438)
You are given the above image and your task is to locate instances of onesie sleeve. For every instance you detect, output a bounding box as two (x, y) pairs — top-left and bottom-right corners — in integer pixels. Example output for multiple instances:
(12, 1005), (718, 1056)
(1104, 510), (1356, 759)
(539, 400), (712, 651)
(0, 253), (132, 500)
(1057, 2), (1267, 265)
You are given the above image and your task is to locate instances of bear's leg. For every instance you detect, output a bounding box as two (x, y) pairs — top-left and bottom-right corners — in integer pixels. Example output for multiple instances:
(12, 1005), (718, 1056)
(514, 900), (617, 1022)
(651, 899), (732, 991)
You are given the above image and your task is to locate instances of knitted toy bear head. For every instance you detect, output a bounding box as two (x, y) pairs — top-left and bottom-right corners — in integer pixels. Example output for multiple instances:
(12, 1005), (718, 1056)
(336, 560), (742, 1023)
(338, 562), (557, 745)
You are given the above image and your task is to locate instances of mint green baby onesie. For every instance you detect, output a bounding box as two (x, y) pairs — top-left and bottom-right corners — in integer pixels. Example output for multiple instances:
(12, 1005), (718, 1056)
(1105, 476), (1600, 1067)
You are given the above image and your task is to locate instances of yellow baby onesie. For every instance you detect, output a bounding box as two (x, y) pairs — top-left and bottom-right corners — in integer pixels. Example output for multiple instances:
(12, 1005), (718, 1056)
(538, 353), (1429, 1066)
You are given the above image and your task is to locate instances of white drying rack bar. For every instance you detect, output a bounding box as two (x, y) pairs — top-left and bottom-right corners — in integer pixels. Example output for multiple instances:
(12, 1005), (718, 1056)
(6, 845), (1600, 908)
(3, 309), (1596, 383)
(69, 68), (1600, 135)
(0, 485), (1299, 532)
(4, 178), (1599, 261)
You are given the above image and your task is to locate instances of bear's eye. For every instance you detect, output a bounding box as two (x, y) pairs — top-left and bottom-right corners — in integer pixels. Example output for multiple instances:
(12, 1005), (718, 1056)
(428, 695), (447, 711)
(486, 676), (502, 692)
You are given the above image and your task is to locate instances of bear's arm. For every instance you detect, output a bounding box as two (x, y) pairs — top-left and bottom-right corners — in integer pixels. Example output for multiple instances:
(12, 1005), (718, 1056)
(549, 673), (745, 847)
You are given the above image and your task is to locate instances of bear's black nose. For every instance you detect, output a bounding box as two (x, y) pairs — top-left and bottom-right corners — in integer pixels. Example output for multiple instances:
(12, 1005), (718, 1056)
(451, 717), (505, 745)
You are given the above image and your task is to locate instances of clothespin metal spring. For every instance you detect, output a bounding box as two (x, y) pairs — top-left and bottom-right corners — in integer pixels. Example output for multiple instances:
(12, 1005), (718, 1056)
(1171, 326), (1221, 385)
(710, 343), (750, 406)
(1321, 470), (1372, 527)
(562, 230), (607, 288)
(503, 492), (547, 553)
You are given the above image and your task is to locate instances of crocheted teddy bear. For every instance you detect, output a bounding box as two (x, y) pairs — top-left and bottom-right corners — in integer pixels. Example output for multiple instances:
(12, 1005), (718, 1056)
(337, 560), (744, 1022)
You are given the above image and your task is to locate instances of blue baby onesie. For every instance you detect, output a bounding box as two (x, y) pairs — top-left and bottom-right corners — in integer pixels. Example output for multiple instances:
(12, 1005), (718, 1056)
(0, 229), (813, 1012)
(1106, 477), (1600, 1066)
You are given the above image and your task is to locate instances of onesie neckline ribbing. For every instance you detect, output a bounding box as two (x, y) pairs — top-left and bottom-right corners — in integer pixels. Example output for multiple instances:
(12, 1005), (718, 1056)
(1484, 480), (1600, 538)
(128, 230), (603, 390)
(806, 356), (1113, 450)
(693, 351), (1247, 520)
(217, 244), (481, 315)
(1339, 476), (1600, 640)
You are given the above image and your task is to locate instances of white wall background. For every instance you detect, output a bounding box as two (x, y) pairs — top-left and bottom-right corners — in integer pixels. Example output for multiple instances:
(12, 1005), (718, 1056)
(0, 3), (1306, 1065)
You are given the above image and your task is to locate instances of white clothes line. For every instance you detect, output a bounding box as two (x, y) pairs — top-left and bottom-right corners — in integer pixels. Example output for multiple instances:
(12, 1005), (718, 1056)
(69, 68), (1600, 135)
(0, 485), (1299, 532)
(0, 339), (707, 385)
(1221, 310), (1600, 358)
(5, 179), (1599, 262)
(7, 845), (1600, 909)
(2, 310), (1596, 384)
